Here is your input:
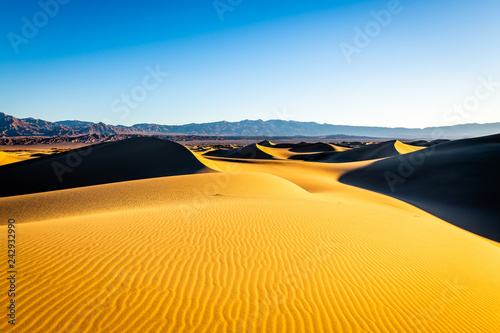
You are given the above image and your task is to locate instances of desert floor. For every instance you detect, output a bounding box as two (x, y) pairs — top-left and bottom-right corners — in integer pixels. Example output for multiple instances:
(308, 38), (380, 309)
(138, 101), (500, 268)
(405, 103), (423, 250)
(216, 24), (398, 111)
(1, 137), (499, 332)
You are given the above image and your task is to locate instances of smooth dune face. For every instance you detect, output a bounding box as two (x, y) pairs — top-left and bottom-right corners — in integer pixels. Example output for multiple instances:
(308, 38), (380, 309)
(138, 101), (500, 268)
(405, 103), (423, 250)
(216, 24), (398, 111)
(394, 140), (426, 154)
(287, 140), (405, 163)
(1, 137), (499, 332)
(340, 134), (500, 242)
(204, 143), (276, 160)
(257, 143), (353, 160)
(0, 137), (216, 197)
(205, 140), (406, 163)
(255, 145), (322, 159)
(329, 144), (352, 152)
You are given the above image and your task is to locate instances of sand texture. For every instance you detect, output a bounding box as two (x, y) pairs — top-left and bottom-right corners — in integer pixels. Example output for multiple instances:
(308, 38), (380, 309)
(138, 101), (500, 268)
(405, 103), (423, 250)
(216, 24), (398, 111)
(1, 137), (499, 332)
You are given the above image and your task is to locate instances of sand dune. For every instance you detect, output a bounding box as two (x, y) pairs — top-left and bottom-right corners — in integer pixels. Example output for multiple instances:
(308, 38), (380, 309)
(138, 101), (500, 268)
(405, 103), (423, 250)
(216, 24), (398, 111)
(254, 145), (299, 159)
(264, 143), (297, 149)
(340, 133), (500, 242)
(289, 140), (405, 163)
(1, 136), (499, 332)
(204, 143), (275, 160)
(0, 137), (216, 197)
(408, 139), (450, 147)
(256, 140), (275, 147)
(204, 155), (373, 194)
(0, 151), (32, 166)
(290, 142), (351, 152)
(2, 169), (500, 332)
(0, 150), (61, 166)
(393, 140), (426, 154)
(205, 140), (410, 163)
(0, 172), (308, 225)
(255, 144), (333, 160)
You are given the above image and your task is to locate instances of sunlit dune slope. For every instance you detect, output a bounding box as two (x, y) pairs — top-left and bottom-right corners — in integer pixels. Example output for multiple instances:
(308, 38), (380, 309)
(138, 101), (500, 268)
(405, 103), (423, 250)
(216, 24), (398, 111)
(256, 140), (275, 147)
(1, 166), (500, 332)
(340, 133), (500, 242)
(255, 145), (297, 159)
(256, 142), (352, 160)
(2, 137), (499, 332)
(394, 140), (426, 154)
(255, 145), (321, 160)
(0, 151), (33, 166)
(205, 140), (409, 163)
(0, 172), (307, 224)
(0, 137), (216, 197)
(205, 155), (374, 193)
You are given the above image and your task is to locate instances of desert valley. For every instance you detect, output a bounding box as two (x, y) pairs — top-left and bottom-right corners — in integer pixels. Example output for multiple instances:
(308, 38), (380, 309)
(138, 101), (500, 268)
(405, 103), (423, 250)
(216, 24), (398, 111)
(2, 1), (500, 331)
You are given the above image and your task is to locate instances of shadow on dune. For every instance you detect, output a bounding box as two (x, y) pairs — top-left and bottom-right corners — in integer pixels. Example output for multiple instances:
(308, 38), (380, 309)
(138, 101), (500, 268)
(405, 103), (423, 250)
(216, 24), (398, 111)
(290, 140), (401, 163)
(408, 139), (450, 147)
(339, 134), (500, 242)
(289, 142), (340, 152)
(0, 137), (216, 197)
(203, 143), (275, 160)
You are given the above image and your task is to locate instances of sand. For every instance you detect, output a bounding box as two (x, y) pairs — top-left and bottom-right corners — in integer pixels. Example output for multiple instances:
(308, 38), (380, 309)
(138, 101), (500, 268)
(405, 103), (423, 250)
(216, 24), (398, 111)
(0, 151), (37, 166)
(340, 133), (500, 242)
(1, 137), (499, 332)
(0, 137), (215, 197)
(203, 143), (276, 160)
(286, 140), (404, 163)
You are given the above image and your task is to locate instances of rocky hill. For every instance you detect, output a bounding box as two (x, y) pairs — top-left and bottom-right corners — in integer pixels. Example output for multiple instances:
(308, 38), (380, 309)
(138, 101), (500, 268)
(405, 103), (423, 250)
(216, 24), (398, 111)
(2, 112), (500, 139)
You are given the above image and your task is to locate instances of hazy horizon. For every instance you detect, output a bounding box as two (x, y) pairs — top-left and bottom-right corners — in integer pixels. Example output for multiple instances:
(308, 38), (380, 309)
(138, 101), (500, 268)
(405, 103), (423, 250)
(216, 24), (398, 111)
(1, 0), (500, 128)
(3, 111), (500, 131)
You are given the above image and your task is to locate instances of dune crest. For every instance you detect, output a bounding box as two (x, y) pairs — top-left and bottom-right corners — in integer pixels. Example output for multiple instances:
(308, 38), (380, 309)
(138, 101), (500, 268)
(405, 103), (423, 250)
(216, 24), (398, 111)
(394, 140), (426, 154)
(340, 134), (500, 242)
(204, 143), (275, 160)
(0, 137), (216, 197)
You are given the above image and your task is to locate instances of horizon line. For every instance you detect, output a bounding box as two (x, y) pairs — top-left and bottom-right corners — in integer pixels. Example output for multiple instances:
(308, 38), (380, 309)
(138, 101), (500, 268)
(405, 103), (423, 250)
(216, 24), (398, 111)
(2, 111), (500, 130)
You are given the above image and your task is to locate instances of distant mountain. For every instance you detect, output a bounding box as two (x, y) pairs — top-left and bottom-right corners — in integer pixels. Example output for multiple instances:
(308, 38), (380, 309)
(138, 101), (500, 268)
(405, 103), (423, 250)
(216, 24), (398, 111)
(0, 112), (77, 136)
(1, 112), (499, 139)
(126, 119), (500, 139)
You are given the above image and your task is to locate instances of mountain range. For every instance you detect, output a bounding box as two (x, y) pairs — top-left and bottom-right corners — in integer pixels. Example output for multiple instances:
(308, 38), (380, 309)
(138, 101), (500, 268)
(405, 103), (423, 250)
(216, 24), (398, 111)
(1, 112), (500, 139)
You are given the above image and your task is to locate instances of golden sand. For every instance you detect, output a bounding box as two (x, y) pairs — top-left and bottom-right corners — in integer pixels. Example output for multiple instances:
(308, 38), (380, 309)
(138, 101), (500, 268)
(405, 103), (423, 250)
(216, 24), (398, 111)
(0, 151), (32, 166)
(1, 140), (499, 332)
(394, 141), (426, 155)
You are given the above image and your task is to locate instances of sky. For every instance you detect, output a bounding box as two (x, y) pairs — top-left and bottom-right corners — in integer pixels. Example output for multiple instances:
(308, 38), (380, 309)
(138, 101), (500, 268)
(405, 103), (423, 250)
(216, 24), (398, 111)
(1, 0), (499, 128)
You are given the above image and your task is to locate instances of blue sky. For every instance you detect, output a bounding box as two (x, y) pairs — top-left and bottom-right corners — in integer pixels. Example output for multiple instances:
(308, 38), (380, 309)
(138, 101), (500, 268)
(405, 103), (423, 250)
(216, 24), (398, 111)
(1, 0), (499, 127)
